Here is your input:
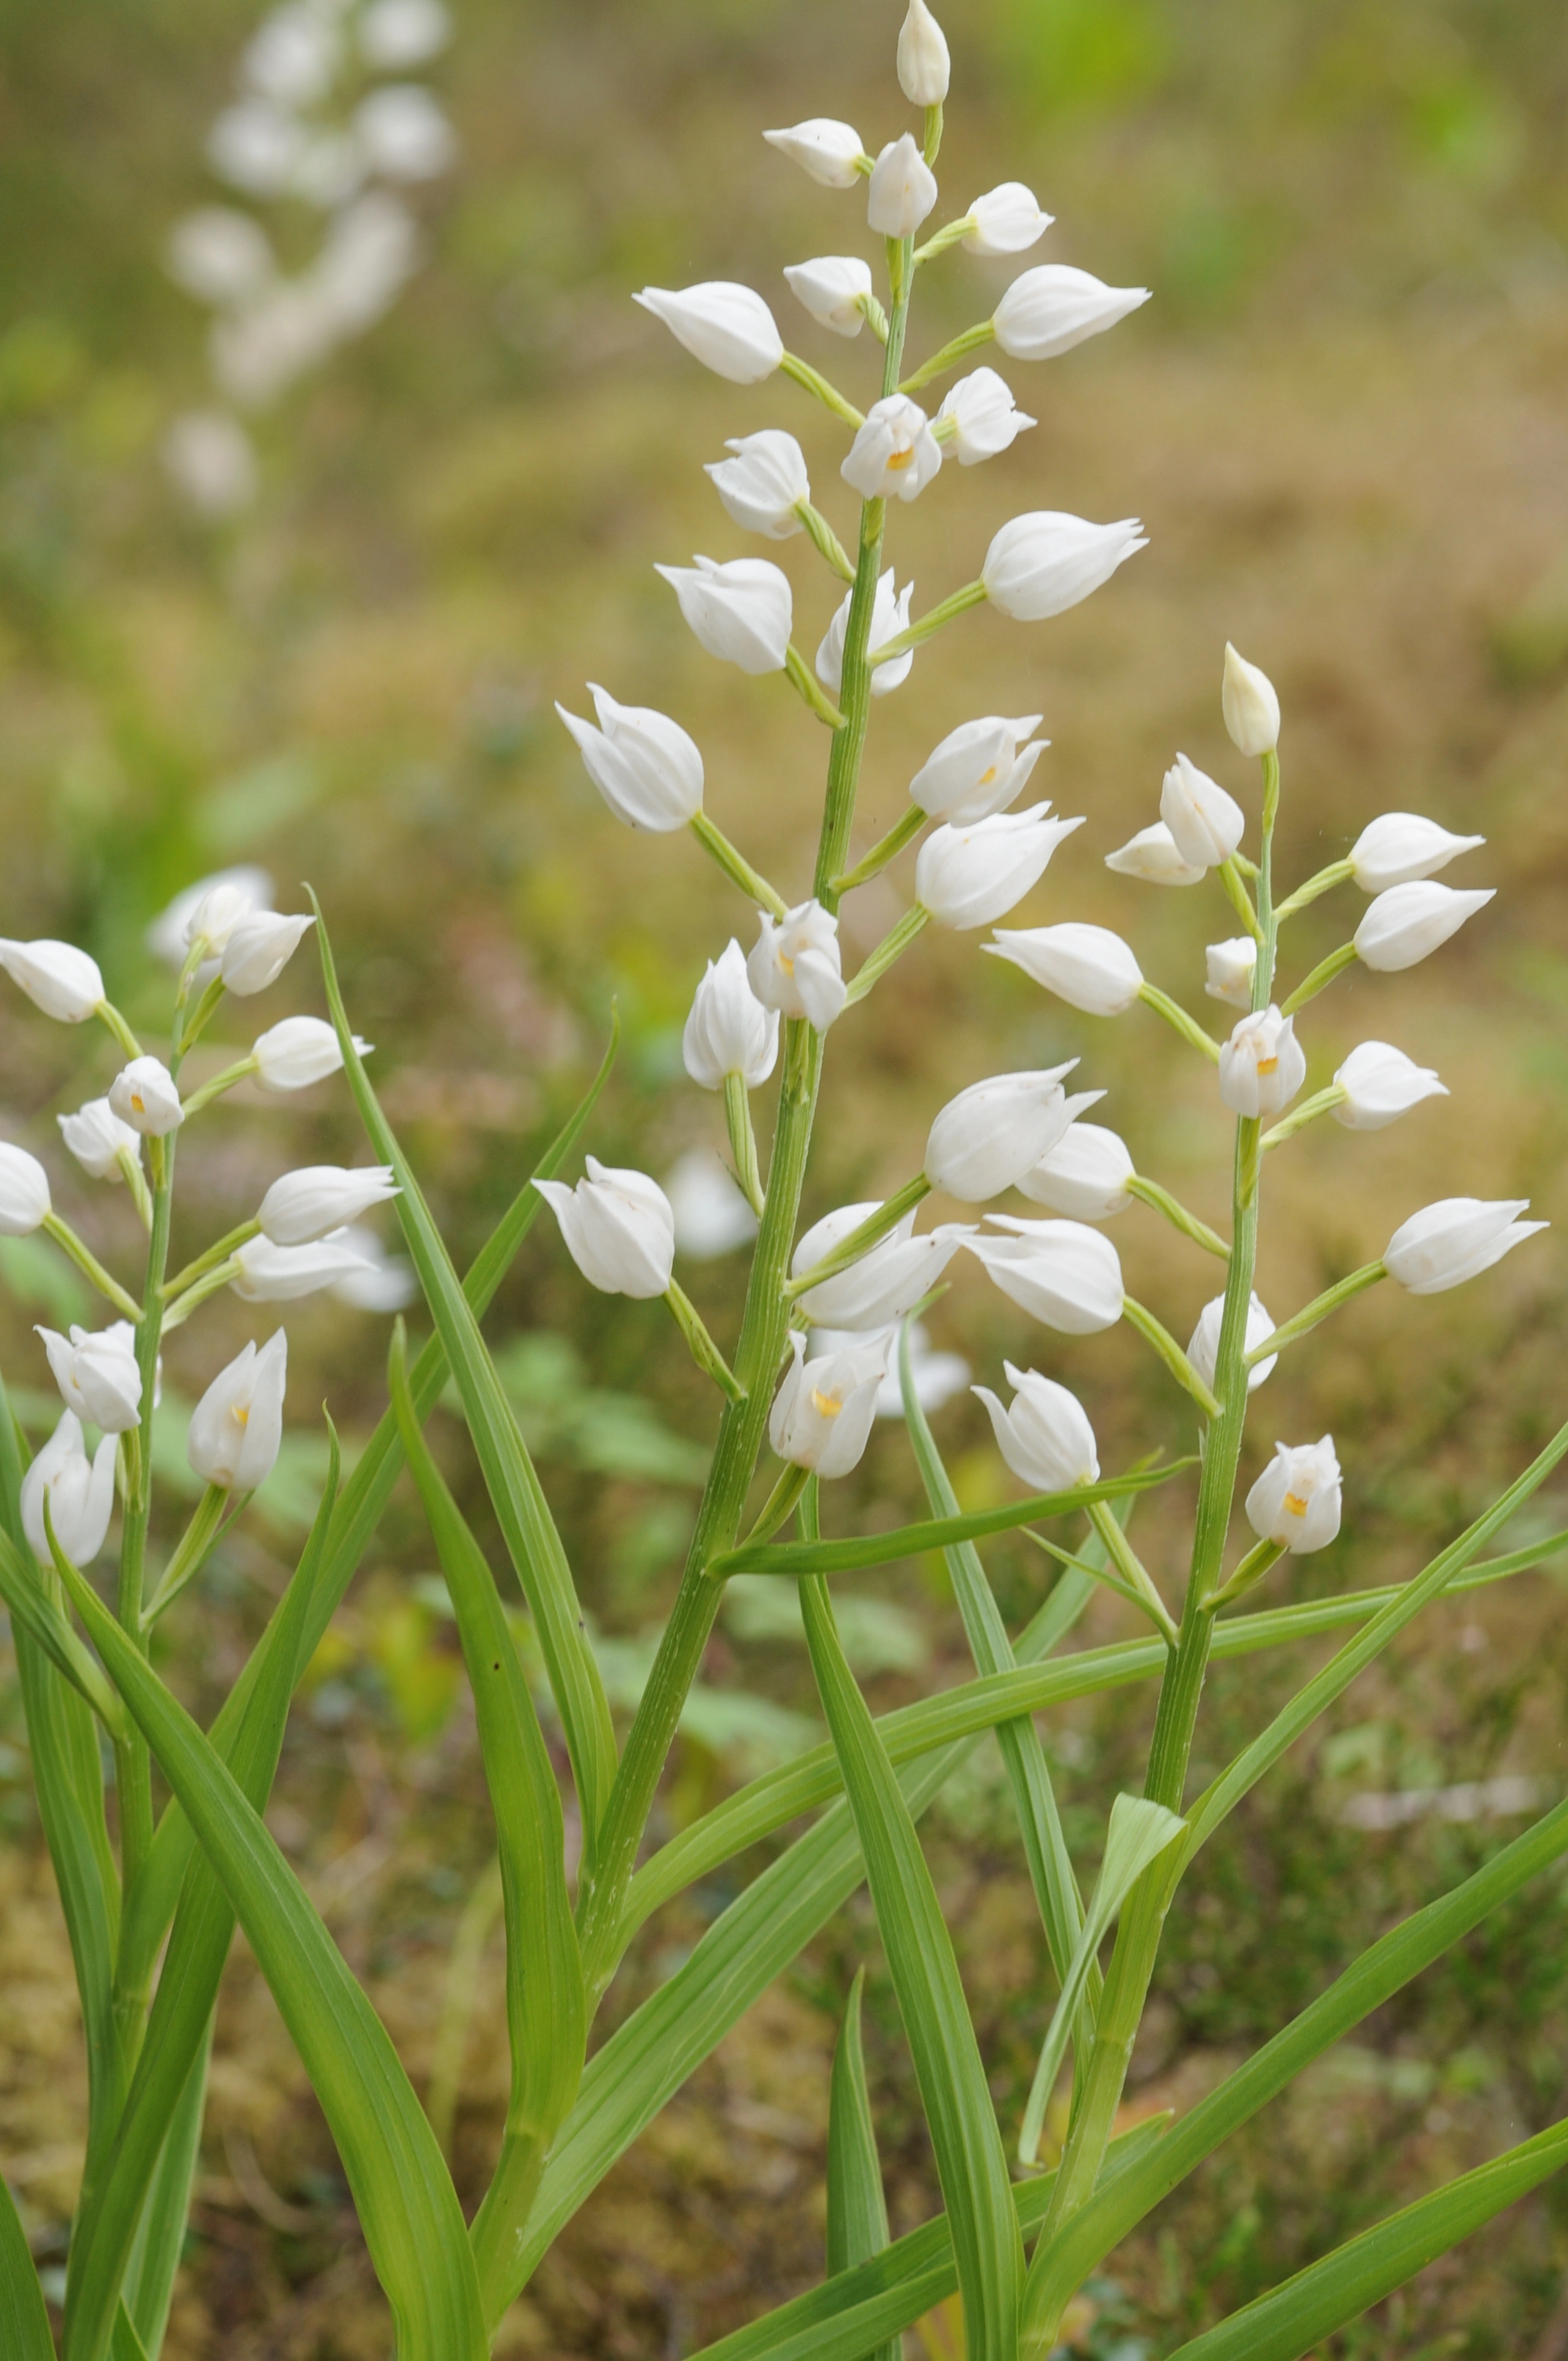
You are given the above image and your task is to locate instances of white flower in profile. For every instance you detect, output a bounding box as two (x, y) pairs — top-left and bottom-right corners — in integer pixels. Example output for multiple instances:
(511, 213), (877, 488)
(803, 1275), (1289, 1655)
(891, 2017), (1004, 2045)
(221, 911), (316, 997)
(974, 1363), (1099, 1491)
(258, 1165), (400, 1247)
(1246, 1437), (1341, 1553)
(963, 184), (1053, 255)
(866, 134), (938, 238)
(231, 1233), (375, 1302)
(1188, 1291), (1276, 1396)
(656, 556), (793, 675)
(1332, 1042), (1447, 1131)
(253, 1016), (370, 1092)
(916, 805), (1084, 929)
(664, 1148), (758, 1260)
(353, 87), (458, 182)
(1161, 753), (1245, 870)
(1221, 643), (1280, 758)
(58, 1098), (141, 1186)
(1349, 814), (1487, 894)
(37, 1321), (143, 1433)
(910, 714), (1045, 824)
(1017, 1120), (1135, 1221)
(1106, 823), (1205, 887)
(0, 938), (104, 1024)
(936, 368), (1036, 464)
(634, 282), (783, 384)
(534, 1159), (676, 1299)
(763, 119), (868, 190)
(841, 396), (943, 502)
(147, 868), (273, 968)
(187, 1332), (288, 1491)
(747, 901), (846, 1031)
(791, 1201), (968, 1330)
(683, 940), (780, 1090)
(783, 255), (876, 338)
(1217, 1006), (1306, 1119)
(770, 1330), (887, 1478)
(358, 0), (451, 71)
(982, 511), (1147, 621)
(992, 264), (1150, 359)
(21, 1411), (117, 1567)
(816, 569), (914, 698)
(166, 209), (276, 307)
(328, 1225), (418, 1312)
(184, 878), (273, 954)
(1205, 937), (1257, 1008)
(162, 412), (259, 518)
(923, 1064), (1084, 1200)
(986, 922), (1144, 1016)
(109, 1058), (184, 1139)
(1354, 882), (1493, 972)
(556, 686), (705, 830)
(968, 1216), (1125, 1334)
(705, 431), (809, 538)
(0, 1144), (51, 1237)
(897, 0), (950, 105)
(1384, 1198), (1547, 1295)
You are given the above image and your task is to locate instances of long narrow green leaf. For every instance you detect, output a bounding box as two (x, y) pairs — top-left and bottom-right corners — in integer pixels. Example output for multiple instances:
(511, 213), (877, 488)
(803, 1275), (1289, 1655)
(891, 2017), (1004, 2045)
(711, 1459), (1192, 1578)
(0, 1526), (129, 1741)
(109, 2307), (149, 2361)
(117, 1009), (620, 1998)
(120, 2026), (210, 2361)
(313, 898), (618, 1862)
(52, 1547), (487, 2361)
(827, 1970), (896, 2361)
(0, 2166), (54, 2361)
(799, 1545), (1022, 2361)
(66, 1439), (339, 2361)
(1164, 2118), (1568, 2361)
(386, 1330), (586, 2288)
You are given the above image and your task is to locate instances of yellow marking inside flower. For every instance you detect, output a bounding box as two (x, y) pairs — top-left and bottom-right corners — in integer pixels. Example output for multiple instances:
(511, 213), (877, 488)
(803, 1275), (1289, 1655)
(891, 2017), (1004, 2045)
(809, 1386), (844, 1419)
(885, 446), (915, 470)
(779, 952), (795, 977)
(131, 1092), (145, 1112)
(978, 764), (998, 786)
(1257, 1056), (1279, 1075)
(1284, 1489), (1307, 1516)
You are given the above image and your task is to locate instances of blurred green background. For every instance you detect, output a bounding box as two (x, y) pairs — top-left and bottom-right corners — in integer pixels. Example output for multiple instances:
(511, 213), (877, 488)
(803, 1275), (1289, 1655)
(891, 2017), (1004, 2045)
(3, 0), (1568, 2353)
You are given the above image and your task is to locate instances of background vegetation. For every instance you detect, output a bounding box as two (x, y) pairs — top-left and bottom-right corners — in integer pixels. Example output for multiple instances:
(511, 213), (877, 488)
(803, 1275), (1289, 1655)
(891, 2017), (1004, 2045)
(1, 0), (1567, 2351)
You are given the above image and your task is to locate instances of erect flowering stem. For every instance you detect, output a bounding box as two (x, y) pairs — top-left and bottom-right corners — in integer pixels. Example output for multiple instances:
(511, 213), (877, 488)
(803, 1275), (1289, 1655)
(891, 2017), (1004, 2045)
(1260, 1083), (1347, 1150)
(843, 904), (930, 1005)
(1085, 1501), (1178, 1647)
(1217, 857), (1263, 943)
(832, 803), (926, 897)
(1120, 1297), (1222, 1420)
(723, 1074), (766, 1217)
(785, 1174), (934, 1302)
(1125, 1175), (1230, 1260)
(664, 1282), (747, 1404)
(1205, 1535), (1286, 1612)
(1274, 856), (1354, 921)
(1281, 940), (1358, 1016)
(162, 1217), (263, 1302)
(779, 350), (865, 429)
(688, 813), (788, 918)
(785, 643), (848, 729)
(1248, 1261), (1387, 1364)
(899, 318), (996, 395)
(40, 1215), (143, 1323)
(794, 499), (856, 581)
(869, 578), (987, 668)
(1137, 981), (1221, 1063)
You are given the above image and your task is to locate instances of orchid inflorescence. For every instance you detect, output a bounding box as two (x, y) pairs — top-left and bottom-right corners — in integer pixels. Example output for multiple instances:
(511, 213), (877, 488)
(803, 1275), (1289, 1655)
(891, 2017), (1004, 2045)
(5, 10), (1566, 2360)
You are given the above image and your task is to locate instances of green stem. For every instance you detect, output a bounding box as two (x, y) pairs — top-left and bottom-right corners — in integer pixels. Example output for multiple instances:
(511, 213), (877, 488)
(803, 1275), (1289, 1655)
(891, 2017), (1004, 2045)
(175, 974), (227, 1063)
(1086, 1502), (1178, 1647)
(97, 1000), (142, 1060)
(1281, 939), (1358, 1016)
(723, 1074), (766, 1217)
(899, 319), (996, 395)
(795, 500), (856, 582)
(785, 642), (848, 729)
(1274, 856), (1354, 922)
(1260, 1084), (1347, 1151)
(664, 1282), (747, 1404)
(161, 1255), (243, 1330)
(913, 217), (973, 269)
(161, 1218), (262, 1302)
(688, 813), (788, 918)
(843, 905), (930, 1005)
(140, 1483), (233, 1628)
(1125, 1175), (1230, 1260)
(1217, 857), (1263, 943)
(113, 1136), (176, 1933)
(1205, 1536), (1285, 1612)
(1120, 1297), (1222, 1420)
(1248, 1261), (1387, 1365)
(1137, 982), (1221, 1063)
(780, 351), (865, 429)
(785, 1175), (933, 1302)
(40, 1215), (143, 1322)
(117, 1147), (153, 1231)
(832, 803), (926, 896)
(868, 579), (987, 668)
(178, 1056), (258, 1119)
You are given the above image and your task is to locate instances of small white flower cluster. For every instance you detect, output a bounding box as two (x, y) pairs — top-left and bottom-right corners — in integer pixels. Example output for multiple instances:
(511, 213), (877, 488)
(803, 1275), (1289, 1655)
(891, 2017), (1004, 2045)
(161, 0), (457, 517)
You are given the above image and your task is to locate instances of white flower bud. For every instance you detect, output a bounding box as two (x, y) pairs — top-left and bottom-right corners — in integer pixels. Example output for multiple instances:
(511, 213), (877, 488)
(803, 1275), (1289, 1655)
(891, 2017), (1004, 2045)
(783, 255), (875, 338)
(1161, 752), (1245, 869)
(923, 1063), (1082, 1201)
(328, 1225), (418, 1312)
(0, 1143), (51, 1236)
(1204, 937), (1257, 1008)
(534, 1158), (676, 1300)
(0, 937), (104, 1024)
(841, 395), (943, 503)
(1221, 642), (1280, 758)
(981, 510), (1147, 621)
(1188, 1291), (1276, 1396)
(1246, 1435), (1341, 1553)
(37, 1321), (143, 1433)
(747, 901), (846, 1032)
(705, 430), (809, 538)
(1353, 881), (1494, 973)
(187, 1332), (288, 1491)
(910, 713), (1045, 823)
(231, 1232), (375, 1302)
(1384, 1197), (1547, 1295)
(632, 281), (783, 384)
(935, 366), (1036, 464)
(1218, 1005), (1306, 1119)
(146, 868), (272, 968)
(1017, 1119), (1133, 1220)
(1349, 813), (1487, 894)
(916, 805), (1084, 929)
(109, 1058), (184, 1138)
(1332, 1042), (1447, 1131)
(252, 1016), (369, 1092)
(1105, 823), (1205, 887)
(656, 556), (793, 675)
(992, 264), (1150, 360)
(770, 1329), (887, 1478)
(185, 878), (266, 953)
(664, 1148), (758, 1261)
(816, 567), (913, 698)
(219, 910), (316, 996)
(963, 184), (1052, 256)
(58, 1098), (141, 1184)
(968, 1216), (1124, 1335)
(763, 118), (867, 191)
(897, 0), (950, 104)
(792, 1200), (968, 1329)
(21, 1410), (117, 1565)
(556, 684), (705, 830)
(985, 922), (1144, 1016)
(258, 1164), (399, 1247)
(683, 940), (780, 1091)
(974, 1362), (1098, 1492)
(866, 134), (938, 238)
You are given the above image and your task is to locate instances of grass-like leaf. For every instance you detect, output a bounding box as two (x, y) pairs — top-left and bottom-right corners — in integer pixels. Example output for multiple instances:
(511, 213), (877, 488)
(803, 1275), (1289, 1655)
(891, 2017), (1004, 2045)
(0, 1524), (130, 1741)
(51, 1541), (489, 2361)
(313, 895), (618, 1865)
(827, 1971), (896, 2361)
(0, 2166), (54, 2361)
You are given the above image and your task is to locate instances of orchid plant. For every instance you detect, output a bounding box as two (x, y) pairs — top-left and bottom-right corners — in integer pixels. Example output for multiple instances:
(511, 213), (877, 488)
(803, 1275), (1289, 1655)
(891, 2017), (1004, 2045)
(3, 7), (1567, 2359)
